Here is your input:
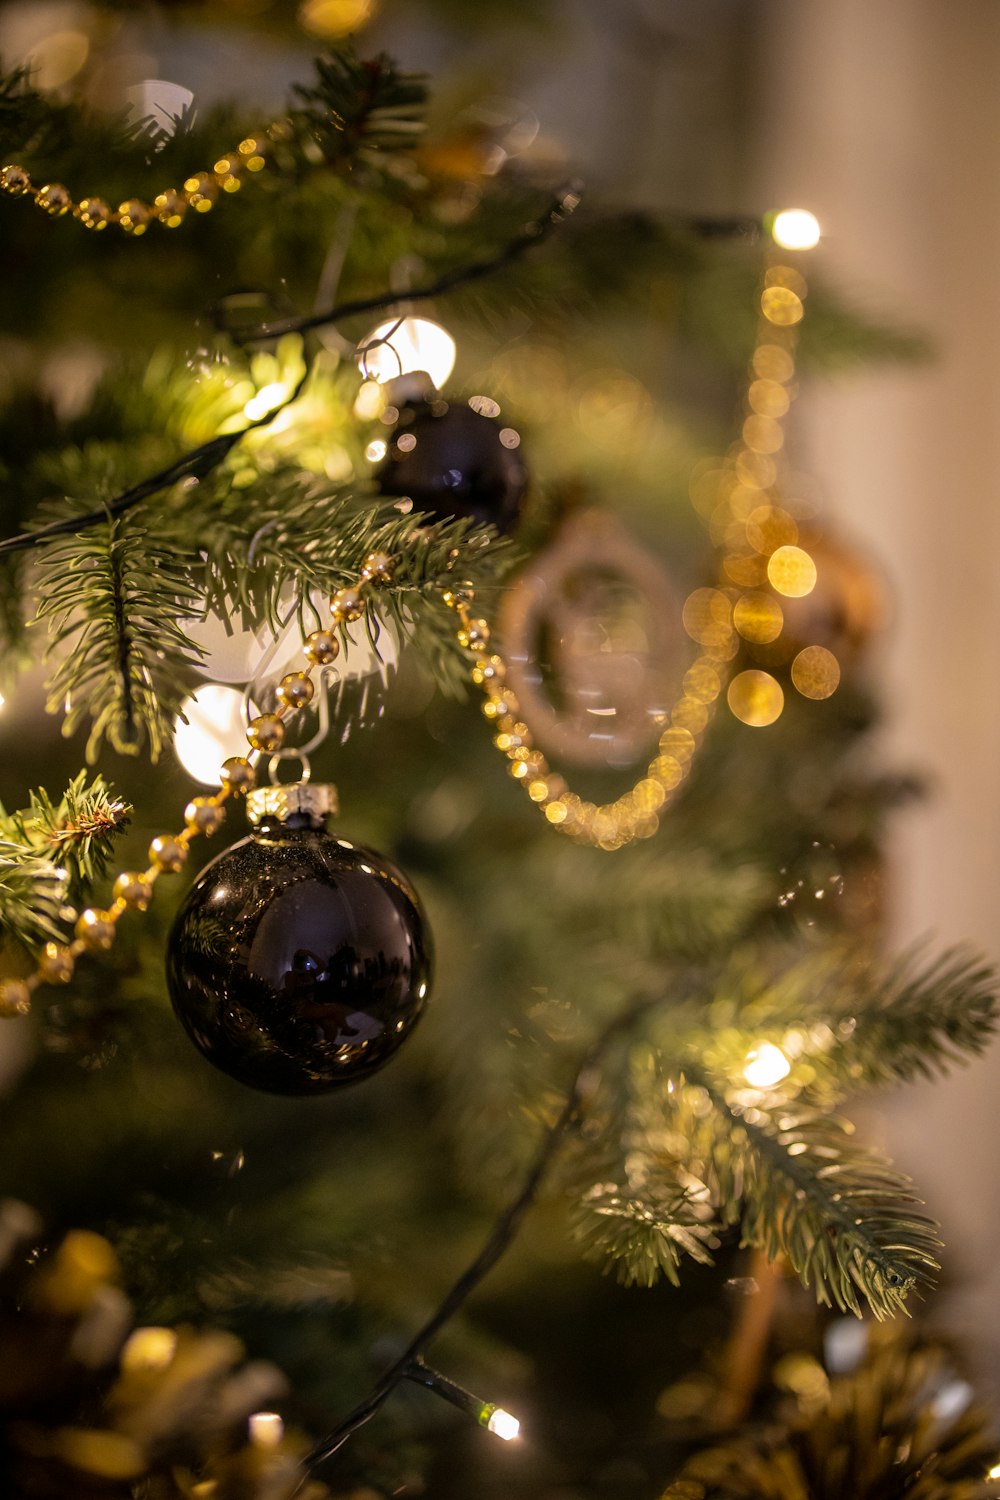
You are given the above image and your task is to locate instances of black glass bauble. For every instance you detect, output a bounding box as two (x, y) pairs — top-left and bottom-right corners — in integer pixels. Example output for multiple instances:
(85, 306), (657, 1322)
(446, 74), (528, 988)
(375, 398), (528, 534)
(166, 813), (432, 1096)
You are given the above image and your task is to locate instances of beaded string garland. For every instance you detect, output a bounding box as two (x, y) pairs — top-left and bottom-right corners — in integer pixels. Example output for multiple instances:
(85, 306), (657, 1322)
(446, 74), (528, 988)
(0, 240), (823, 1017)
(0, 122), (288, 235)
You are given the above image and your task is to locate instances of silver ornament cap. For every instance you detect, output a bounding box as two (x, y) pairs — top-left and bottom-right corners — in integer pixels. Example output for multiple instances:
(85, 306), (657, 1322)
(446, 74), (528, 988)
(246, 782), (339, 826)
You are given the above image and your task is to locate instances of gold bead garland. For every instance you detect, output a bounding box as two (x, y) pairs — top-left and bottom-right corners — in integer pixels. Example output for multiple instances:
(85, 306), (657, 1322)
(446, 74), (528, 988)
(0, 123), (290, 236)
(0, 554), (394, 1021)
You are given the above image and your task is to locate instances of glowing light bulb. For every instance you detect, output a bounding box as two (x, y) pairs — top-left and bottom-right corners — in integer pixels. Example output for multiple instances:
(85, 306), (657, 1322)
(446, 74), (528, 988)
(174, 685), (248, 786)
(743, 1042), (791, 1088)
(244, 382), (291, 421)
(486, 1407), (520, 1441)
(771, 208), (821, 251)
(121, 1326), (178, 1373)
(248, 1411), (285, 1449)
(988, 1460), (1000, 1480)
(357, 316), (457, 390)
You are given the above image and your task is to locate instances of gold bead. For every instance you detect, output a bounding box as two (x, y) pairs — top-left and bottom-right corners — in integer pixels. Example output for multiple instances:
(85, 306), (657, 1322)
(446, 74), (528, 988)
(482, 692), (519, 721)
(304, 629), (340, 665)
(247, 714), (285, 753)
(37, 182), (71, 216)
(458, 619), (490, 651)
(330, 586), (364, 623)
(183, 172), (218, 212)
(184, 797), (227, 835)
(219, 755), (256, 794)
(153, 188), (187, 227)
(75, 909), (116, 951)
(442, 584), (475, 610)
(149, 835), (187, 873)
(276, 671), (315, 709)
(77, 196), (112, 230)
(0, 978), (31, 1017)
(117, 199), (152, 234)
(112, 872), (154, 911)
(237, 136), (269, 170)
(360, 551), (394, 583)
(1, 164), (31, 195)
(39, 943), (74, 984)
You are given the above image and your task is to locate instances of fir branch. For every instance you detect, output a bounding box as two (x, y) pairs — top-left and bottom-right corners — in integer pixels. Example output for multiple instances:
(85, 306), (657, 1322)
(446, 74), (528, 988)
(0, 839), (68, 950)
(33, 518), (204, 761)
(0, 772), (130, 908)
(291, 51), (429, 165)
(706, 1087), (941, 1319)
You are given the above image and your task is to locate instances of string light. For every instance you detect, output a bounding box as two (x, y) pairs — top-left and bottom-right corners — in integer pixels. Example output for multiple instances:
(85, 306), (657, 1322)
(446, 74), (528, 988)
(743, 1042), (791, 1088)
(248, 1411), (285, 1449)
(243, 381), (294, 421)
(404, 1359), (520, 1441)
(174, 685), (248, 786)
(120, 1327), (178, 1373)
(771, 208), (821, 251)
(357, 315), (457, 390)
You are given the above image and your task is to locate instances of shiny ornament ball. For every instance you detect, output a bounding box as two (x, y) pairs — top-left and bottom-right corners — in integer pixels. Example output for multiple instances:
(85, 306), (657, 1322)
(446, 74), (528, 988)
(376, 399), (528, 534)
(166, 791), (432, 1095)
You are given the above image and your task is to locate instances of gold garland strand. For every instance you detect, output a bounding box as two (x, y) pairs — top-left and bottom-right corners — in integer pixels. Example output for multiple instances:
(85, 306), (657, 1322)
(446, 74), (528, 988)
(0, 121), (291, 235)
(0, 552), (393, 1019)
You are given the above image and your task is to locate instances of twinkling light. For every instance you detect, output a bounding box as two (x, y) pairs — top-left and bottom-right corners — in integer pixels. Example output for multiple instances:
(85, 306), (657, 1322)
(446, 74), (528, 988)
(244, 381), (291, 420)
(121, 1327), (178, 1374)
(299, 0), (376, 36)
(727, 669), (784, 727)
(743, 1042), (791, 1088)
(988, 1461), (1000, 1481)
(486, 1407), (520, 1441)
(767, 544), (817, 598)
(248, 1411), (285, 1449)
(772, 208), (821, 251)
(174, 685), (248, 785)
(357, 316), (456, 390)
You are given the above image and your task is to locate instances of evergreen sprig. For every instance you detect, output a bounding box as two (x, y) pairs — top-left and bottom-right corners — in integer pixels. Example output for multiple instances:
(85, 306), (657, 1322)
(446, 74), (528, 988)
(0, 839), (68, 950)
(34, 516), (204, 761)
(292, 52), (428, 166)
(0, 771), (130, 909)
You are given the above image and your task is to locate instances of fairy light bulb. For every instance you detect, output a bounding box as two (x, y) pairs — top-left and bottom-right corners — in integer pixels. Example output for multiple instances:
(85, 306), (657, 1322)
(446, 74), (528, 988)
(357, 316), (457, 390)
(121, 1326), (178, 1373)
(743, 1042), (791, 1088)
(771, 208), (821, 251)
(174, 684), (248, 785)
(486, 1407), (520, 1441)
(248, 1411), (285, 1449)
(244, 381), (292, 420)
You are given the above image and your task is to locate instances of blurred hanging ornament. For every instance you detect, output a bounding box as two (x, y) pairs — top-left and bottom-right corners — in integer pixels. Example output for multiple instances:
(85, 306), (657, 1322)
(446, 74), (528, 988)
(357, 315), (457, 391)
(375, 396), (528, 534)
(166, 782), (432, 1096)
(498, 509), (684, 770)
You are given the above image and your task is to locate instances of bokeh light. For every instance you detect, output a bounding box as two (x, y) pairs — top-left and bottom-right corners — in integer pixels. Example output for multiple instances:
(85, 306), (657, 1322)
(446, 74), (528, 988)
(357, 316), (456, 390)
(791, 645), (841, 699)
(767, 544), (817, 597)
(174, 685), (248, 785)
(733, 592), (784, 644)
(743, 1042), (791, 1087)
(727, 669), (784, 727)
(772, 208), (822, 251)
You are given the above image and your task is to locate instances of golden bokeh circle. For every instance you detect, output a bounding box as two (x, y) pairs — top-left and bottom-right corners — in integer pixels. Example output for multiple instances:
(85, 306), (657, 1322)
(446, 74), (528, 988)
(733, 592), (784, 644)
(790, 645), (841, 700)
(767, 544), (817, 597)
(727, 669), (784, 727)
(761, 286), (804, 326)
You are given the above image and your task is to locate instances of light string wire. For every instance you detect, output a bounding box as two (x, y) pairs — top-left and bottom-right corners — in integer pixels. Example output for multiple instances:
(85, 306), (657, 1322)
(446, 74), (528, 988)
(298, 992), (657, 1477)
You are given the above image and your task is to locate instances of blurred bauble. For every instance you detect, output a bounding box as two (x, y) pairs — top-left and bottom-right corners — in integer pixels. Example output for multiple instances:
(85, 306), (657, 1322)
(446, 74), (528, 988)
(166, 784), (432, 1096)
(752, 531), (889, 669)
(375, 397), (528, 533)
(499, 509), (684, 769)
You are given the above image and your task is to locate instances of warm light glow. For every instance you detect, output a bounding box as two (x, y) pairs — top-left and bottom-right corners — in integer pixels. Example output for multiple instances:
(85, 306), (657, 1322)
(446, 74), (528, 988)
(743, 1042), (791, 1088)
(244, 382), (291, 421)
(791, 645), (841, 700)
(767, 544), (817, 598)
(248, 1411), (285, 1449)
(174, 685), (248, 785)
(487, 1408), (520, 1441)
(121, 1326), (178, 1374)
(299, 0), (376, 37)
(988, 1461), (1000, 1480)
(727, 669), (784, 728)
(357, 316), (457, 390)
(772, 208), (821, 251)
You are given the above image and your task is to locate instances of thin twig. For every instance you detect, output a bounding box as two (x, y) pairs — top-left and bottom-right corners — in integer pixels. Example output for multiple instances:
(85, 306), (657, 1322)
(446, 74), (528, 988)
(303, 994), (655, 1474)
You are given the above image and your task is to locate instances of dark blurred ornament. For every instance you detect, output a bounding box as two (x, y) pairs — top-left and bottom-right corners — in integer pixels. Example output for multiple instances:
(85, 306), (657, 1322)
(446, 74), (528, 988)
(752, 530), (889, 669)
(498, 509), (684, 770)
(166, 783), (431, 1096)
(375, 397), (528, 533)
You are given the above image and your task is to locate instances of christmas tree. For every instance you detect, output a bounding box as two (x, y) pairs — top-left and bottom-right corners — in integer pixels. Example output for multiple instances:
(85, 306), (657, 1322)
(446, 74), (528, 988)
(0, 4), (996, 1497)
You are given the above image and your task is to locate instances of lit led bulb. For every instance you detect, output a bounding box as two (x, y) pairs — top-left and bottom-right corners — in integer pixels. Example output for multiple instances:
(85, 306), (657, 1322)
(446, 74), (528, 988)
(121, 1326), (178, 1373)
(743, 1042), (791, 1088)
(486, 1407), (520, 1441)
(357, 316), (457, 390)
(174, 684), (249, 786)
(771, 208), (821, 251)
(244, 381), (292, 421)
(248, 1411), (285, 1449)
